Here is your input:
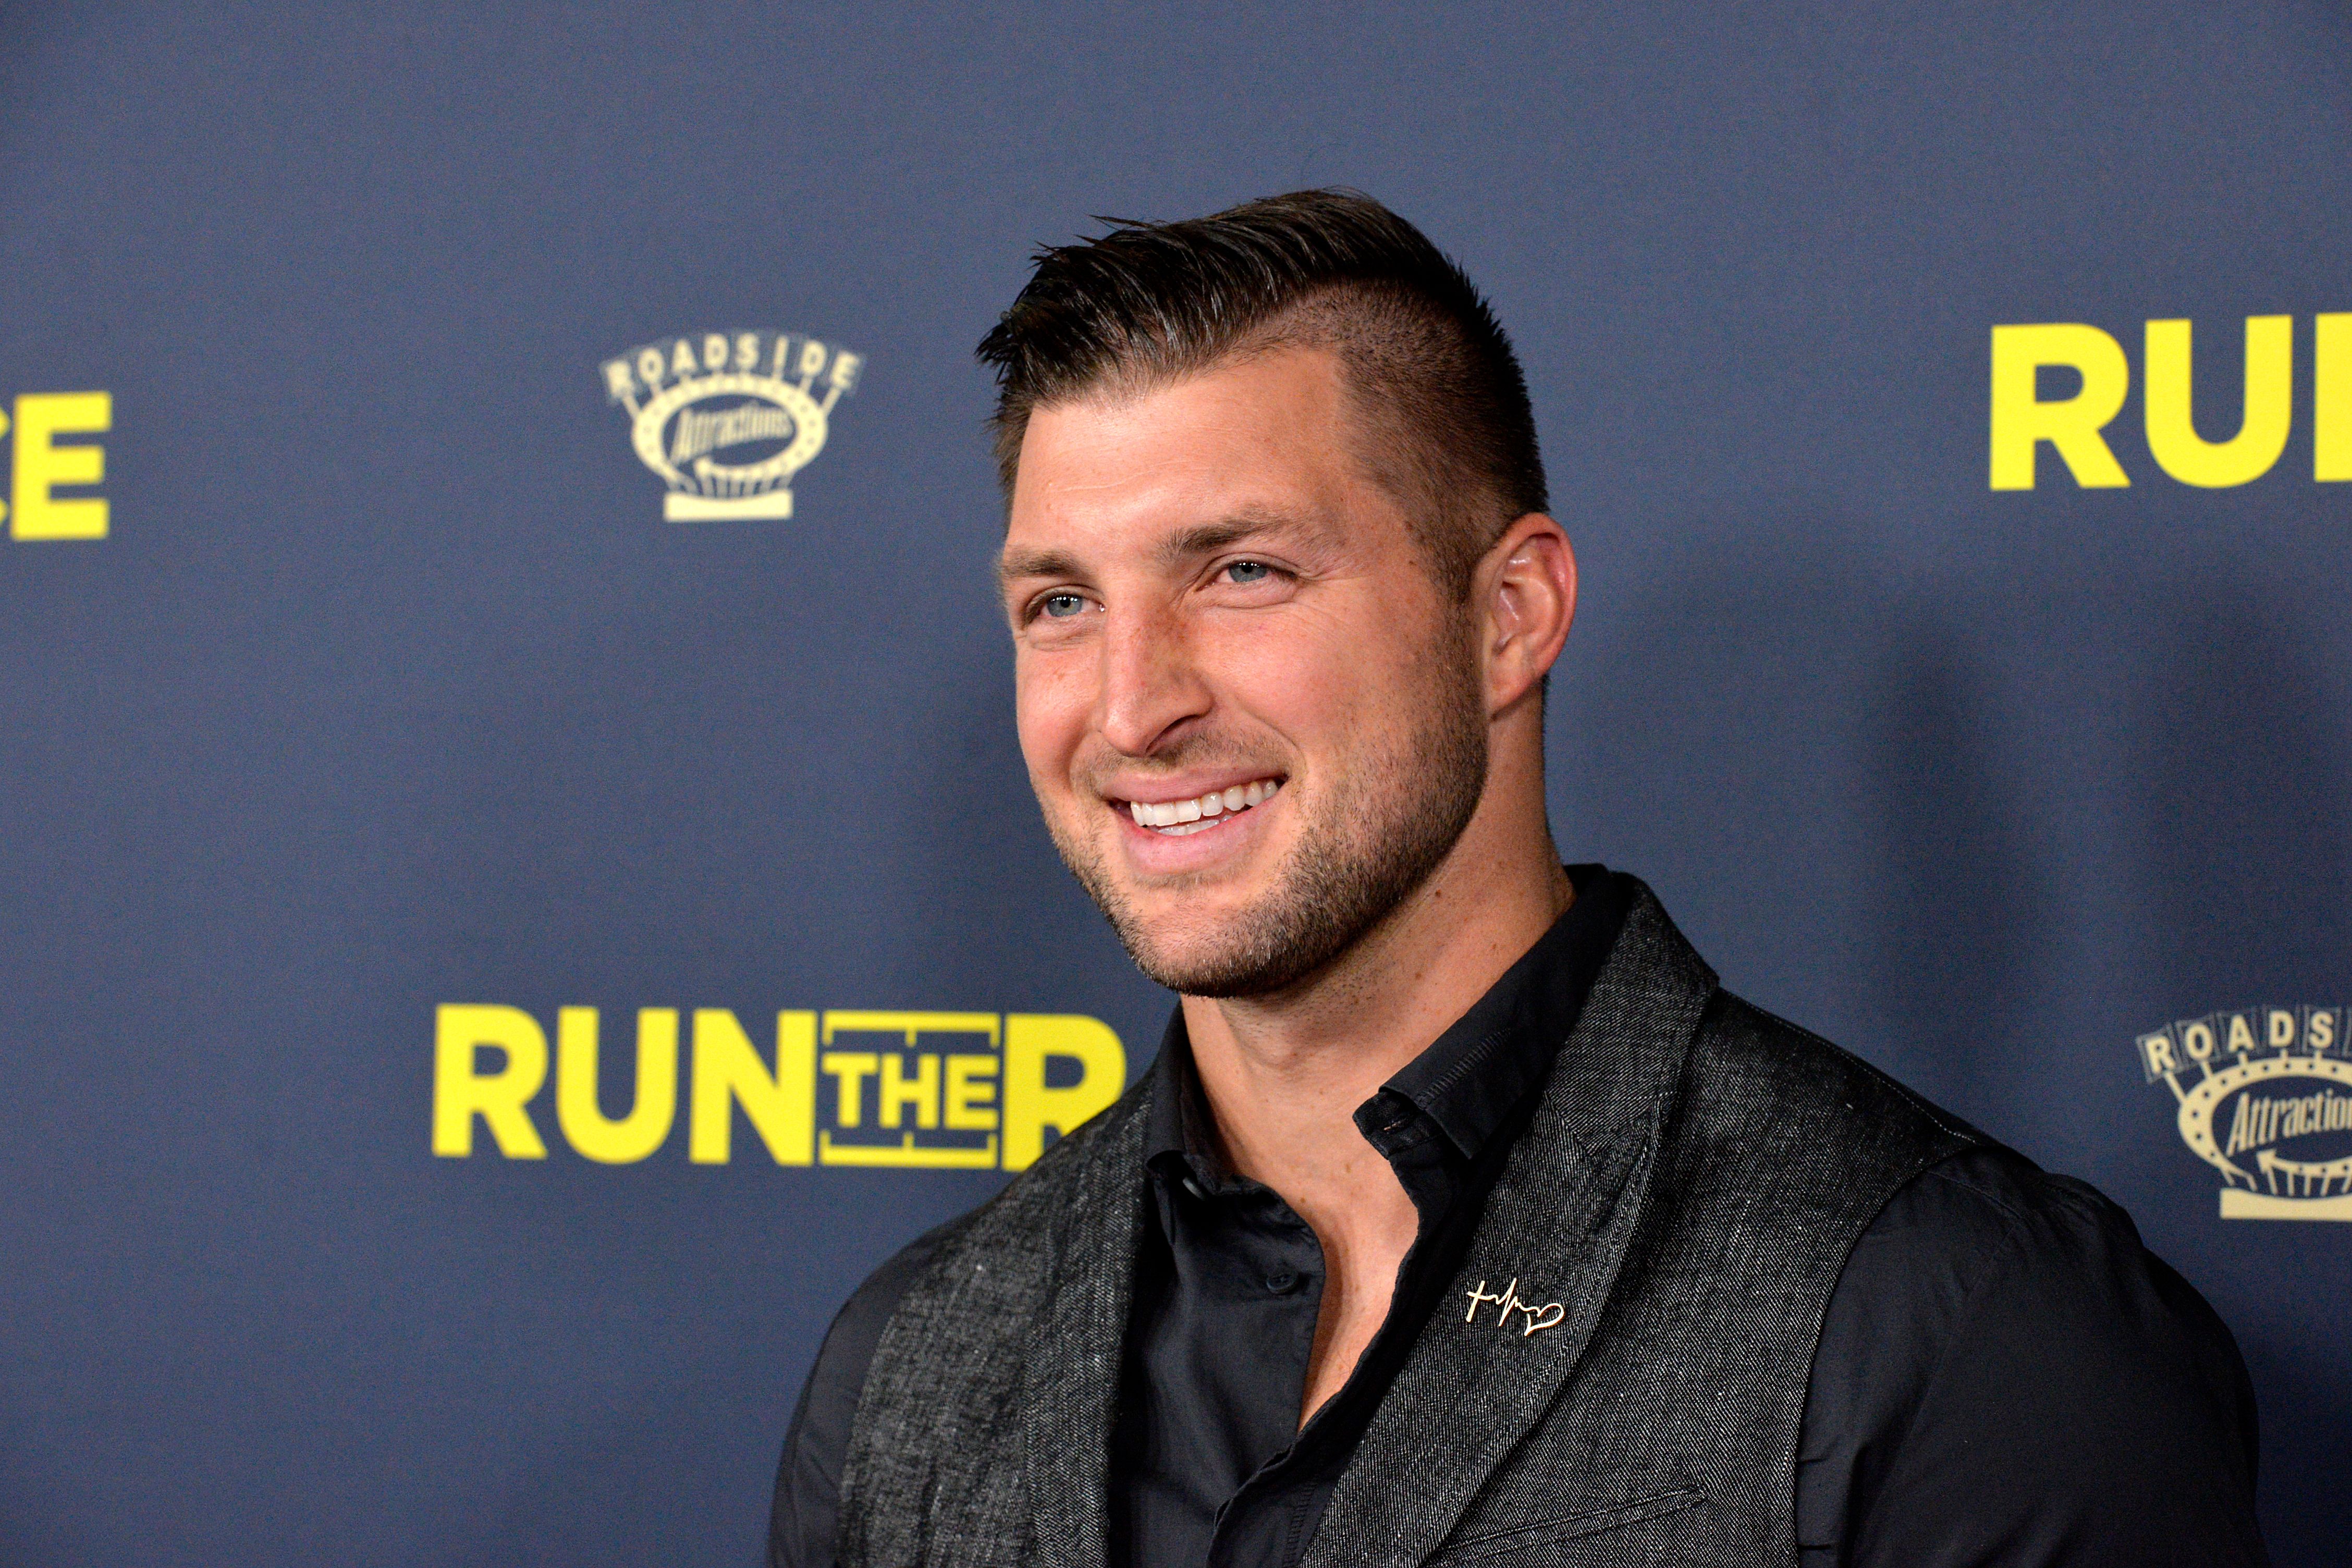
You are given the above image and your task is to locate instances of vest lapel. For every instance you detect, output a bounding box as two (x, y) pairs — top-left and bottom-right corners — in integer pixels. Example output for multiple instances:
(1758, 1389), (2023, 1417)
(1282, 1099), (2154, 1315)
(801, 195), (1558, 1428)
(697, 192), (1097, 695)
(1018, 1083), (1150, 1568)
(1302, 888), (1718, 1568)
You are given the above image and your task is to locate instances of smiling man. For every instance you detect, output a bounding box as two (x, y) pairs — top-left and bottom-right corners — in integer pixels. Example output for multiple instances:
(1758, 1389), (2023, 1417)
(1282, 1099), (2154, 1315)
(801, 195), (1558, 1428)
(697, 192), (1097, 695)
(767, 192), (2266, 1568)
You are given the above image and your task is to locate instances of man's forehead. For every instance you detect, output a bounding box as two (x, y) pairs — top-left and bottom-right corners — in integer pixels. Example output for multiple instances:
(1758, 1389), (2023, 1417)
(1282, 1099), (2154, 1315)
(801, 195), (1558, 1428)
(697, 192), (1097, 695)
(998, 351), (1390, 583)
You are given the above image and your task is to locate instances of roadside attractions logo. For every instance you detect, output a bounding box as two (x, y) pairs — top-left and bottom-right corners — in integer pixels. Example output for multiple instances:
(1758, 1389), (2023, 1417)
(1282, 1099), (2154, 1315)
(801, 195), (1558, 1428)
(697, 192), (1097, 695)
(432, 1005), (1123, 1173)
(600, 330), (862, 522)
(2135, 1007), (2352, 1221)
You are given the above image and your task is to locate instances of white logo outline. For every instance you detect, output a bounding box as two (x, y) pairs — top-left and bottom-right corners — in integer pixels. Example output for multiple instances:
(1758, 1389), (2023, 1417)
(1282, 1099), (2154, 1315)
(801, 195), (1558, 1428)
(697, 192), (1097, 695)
(601, 330), (862, 522)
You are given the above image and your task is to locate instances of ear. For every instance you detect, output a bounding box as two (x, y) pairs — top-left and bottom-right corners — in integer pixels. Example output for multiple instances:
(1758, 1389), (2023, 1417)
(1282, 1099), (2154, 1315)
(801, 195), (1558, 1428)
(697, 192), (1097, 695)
(1475, 514), (1576, 716)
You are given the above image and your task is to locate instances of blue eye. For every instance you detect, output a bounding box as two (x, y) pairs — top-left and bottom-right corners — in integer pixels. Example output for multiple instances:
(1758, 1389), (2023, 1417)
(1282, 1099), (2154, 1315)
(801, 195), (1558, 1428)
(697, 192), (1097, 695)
(1041, 593), (1087, 619)
(1227, 560), (1272, 584)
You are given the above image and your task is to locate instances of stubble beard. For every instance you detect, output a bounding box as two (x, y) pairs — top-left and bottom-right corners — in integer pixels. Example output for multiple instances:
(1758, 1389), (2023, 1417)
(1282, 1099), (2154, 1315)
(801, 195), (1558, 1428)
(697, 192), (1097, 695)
(1042, 639), (1491, 998)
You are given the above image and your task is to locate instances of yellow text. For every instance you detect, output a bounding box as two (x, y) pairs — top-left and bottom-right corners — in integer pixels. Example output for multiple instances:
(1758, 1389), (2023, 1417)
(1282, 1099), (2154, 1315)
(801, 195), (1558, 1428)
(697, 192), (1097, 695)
(1990, 315), (2346, 489)
(5, 391), (112, 540)
(433, 1005), (1123, 1170)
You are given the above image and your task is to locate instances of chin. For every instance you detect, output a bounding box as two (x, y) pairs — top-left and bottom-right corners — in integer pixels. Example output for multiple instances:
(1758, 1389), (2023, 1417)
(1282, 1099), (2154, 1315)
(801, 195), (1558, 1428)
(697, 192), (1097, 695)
(1112, 897), (1334, 998)
(1124, 921), (1242, 981)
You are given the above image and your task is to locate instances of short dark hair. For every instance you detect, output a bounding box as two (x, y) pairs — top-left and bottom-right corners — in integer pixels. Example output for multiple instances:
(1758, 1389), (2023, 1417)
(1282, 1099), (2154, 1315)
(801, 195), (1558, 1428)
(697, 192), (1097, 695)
(975, 190), (1548, 593)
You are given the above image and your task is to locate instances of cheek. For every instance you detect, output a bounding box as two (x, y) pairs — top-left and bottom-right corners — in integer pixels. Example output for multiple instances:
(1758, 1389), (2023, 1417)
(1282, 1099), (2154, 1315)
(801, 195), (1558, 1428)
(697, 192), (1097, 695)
(1013, 650), (1092, 787)
(1207, 593), (1433, 740)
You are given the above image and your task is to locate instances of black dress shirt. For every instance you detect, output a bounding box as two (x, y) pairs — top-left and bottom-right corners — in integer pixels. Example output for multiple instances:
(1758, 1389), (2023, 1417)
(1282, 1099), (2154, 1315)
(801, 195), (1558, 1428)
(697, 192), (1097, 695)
(771, 867), (2265, 1568)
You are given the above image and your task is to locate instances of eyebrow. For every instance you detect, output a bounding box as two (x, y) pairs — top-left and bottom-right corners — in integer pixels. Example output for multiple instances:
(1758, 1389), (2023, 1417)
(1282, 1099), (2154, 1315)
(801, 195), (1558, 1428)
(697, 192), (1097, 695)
(996, 545), (1084, 589)
(996, 507), (1327, 592)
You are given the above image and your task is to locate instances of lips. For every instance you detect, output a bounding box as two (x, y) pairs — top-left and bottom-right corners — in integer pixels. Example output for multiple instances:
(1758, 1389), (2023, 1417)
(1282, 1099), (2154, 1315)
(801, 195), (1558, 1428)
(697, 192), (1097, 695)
(1119, 777), (1283, 837)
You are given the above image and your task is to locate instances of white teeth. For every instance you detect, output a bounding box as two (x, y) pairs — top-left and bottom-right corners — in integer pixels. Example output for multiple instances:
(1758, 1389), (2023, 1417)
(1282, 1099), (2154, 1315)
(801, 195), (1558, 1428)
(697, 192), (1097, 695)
(1123, 778), (1283, 836)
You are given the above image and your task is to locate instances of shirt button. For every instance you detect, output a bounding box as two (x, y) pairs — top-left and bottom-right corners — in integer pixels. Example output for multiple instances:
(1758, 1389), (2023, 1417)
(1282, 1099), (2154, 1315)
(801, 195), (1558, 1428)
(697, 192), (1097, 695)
(1266, 1271), (1302, 1294)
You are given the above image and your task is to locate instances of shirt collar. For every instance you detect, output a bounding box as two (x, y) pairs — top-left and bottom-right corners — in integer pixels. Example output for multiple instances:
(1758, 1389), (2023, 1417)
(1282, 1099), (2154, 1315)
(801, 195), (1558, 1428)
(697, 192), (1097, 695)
(1141, 864), (1629, 1183)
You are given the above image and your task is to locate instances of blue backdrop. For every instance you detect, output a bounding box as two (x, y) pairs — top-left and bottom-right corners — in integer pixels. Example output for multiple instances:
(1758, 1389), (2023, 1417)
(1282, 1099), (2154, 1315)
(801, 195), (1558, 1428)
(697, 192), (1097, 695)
(2, 4), (2345, 1563)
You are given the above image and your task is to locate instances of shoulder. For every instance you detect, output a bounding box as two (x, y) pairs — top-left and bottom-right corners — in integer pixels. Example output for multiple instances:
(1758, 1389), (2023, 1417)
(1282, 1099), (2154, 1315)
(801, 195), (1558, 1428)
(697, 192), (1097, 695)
(1848, 1142), (2145, 1279)
(768, 1212), (976, 1568)
(1829, 1143), (2248, 1381)
(1669, 993), (1984, 1214)
(808, 1210), (979, 1423)
(1697, 991), (1983, 1143)
(1798, 1146), (2264, 1564)
(767, 1075), (1150, 1568)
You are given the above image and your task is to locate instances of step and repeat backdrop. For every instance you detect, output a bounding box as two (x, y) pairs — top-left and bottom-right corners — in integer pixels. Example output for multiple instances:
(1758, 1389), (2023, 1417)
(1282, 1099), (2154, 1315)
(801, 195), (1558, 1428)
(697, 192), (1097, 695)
(2, 4), (2346, 1564)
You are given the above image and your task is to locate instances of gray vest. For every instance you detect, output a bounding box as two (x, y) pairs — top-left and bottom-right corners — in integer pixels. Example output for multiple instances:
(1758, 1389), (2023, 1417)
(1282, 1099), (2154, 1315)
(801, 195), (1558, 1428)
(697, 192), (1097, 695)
(837, 883), (1978, 1566)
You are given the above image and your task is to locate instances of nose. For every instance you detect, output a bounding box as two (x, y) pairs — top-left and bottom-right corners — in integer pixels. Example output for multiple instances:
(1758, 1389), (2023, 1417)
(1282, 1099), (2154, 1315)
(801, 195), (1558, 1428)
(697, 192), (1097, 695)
(1097, 599), (1210, 757)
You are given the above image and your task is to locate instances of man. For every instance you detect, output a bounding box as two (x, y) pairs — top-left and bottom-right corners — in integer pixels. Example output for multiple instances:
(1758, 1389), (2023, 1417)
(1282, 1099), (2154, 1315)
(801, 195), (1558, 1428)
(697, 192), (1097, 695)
(769, 192), (2265, 1567)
